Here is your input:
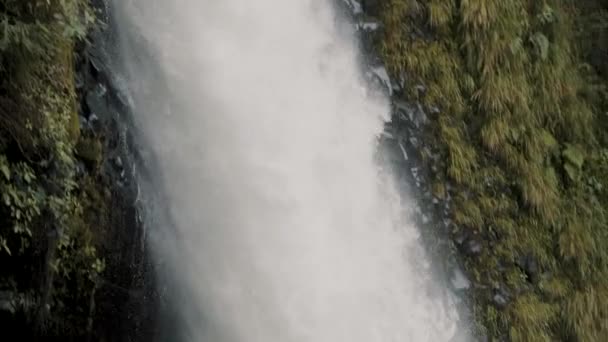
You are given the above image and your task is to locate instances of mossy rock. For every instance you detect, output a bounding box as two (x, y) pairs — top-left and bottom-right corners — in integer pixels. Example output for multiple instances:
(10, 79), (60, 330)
(76, 137), (103, 167)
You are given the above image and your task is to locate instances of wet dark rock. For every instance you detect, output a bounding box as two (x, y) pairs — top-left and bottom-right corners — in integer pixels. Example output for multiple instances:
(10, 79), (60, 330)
(492, 287), (511, 309)
(415, 103), (429, 125)
(468, 240), (483, 255)
(415, 84), (426, 94)
(361, 0), (381, 16)
(358, 19), (381, 32)
(353, 0), (473, 328)
(517, 254), (540, 283)
(492, 294), (508, 307)
(398, 141), (409, 161)
(409, 136), (420, 148)
(75, 71), (85, 90)
(367, 65), (393, 96)
(337, 0), (360, 17)
(78, 115), (89, 131)
(114, 156), (124, 169)
(71, 3), (161, 341)
(75, 160), (87, 178)
(86, 86), (112, 122)
(89, 56), (104, 82)
(456, 236), (483, 257)
(89, 114), (102, 134)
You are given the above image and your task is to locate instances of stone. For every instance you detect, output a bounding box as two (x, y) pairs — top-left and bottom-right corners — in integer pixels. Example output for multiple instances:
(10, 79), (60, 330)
(358, 19), (381, 32)
(86, 86), (111, 122)
(361, 0), (381, 16)
(79, 115), (89, 129)
(409, 136), (419, 148)
(75, 71), (85, 90)
(467, 240), (483, 255)
(341, 0), (362, 14)
(370, 65), (392, 96)
(88, 114), (102, 134)
(89, 58), (103, 80)
(492, 287), (511, 308)
(398, 142), (409, 161)
(517, 254), (540, 283)
(114, 156), (124, 169)
(75, 160), (87, 178)
(414, 103), (429, 126)
(492, 295), (507, 307)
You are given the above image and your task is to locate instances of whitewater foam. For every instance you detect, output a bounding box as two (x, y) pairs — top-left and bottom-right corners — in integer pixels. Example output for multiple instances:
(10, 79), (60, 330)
(112, 0), (466, 341)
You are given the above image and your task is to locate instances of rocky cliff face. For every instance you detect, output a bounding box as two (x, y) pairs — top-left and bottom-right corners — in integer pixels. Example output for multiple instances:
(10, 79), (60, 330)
(73, 2), (161, 340)
(342, 0), (470, 287)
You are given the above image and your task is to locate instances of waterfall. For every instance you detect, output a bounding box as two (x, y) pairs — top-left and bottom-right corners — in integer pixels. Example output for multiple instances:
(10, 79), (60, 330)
(112, 0), (466, 341)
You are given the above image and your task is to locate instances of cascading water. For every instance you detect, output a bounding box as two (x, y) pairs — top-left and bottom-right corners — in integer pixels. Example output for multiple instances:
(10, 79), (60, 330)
(112, 0), (467, 341)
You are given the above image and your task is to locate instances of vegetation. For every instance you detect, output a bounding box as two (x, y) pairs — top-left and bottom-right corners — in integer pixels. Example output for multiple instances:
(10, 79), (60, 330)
(379, 0), (608, 340)
(0, 0), (105, 337)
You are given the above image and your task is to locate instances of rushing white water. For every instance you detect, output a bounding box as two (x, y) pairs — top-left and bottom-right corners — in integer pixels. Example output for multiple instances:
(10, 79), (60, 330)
(113, 0), (465, 341)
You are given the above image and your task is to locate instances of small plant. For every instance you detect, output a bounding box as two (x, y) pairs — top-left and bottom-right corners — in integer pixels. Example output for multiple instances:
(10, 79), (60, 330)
(0, 0), (104, 337)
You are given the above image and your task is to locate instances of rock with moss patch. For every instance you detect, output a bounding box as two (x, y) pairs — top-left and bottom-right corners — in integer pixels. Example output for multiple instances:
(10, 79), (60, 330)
(76, 137), (103, 167)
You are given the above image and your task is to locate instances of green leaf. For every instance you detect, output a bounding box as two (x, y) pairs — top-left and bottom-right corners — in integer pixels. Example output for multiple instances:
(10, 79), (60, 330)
(563, 144), (585, 169)
(0, 164), (10, 180)
(530, 32), (550, 61)
(564, 162), (580, 181)
(544, 167), (559, 186)
(538, 4), (556, 24)
(0, 237), (10, 256)
(510, 37), (523, 54)
(540, 129), (558, 151)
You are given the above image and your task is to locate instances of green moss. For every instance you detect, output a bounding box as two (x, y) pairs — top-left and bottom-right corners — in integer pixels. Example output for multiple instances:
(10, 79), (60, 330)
(380, 0), (608, 340)
(57, 41), (81, 142)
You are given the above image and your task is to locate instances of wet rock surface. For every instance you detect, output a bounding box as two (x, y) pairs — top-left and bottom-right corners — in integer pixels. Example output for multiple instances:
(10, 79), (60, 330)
(340, 0), (474, 329)
(72, 2), (161, 341)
